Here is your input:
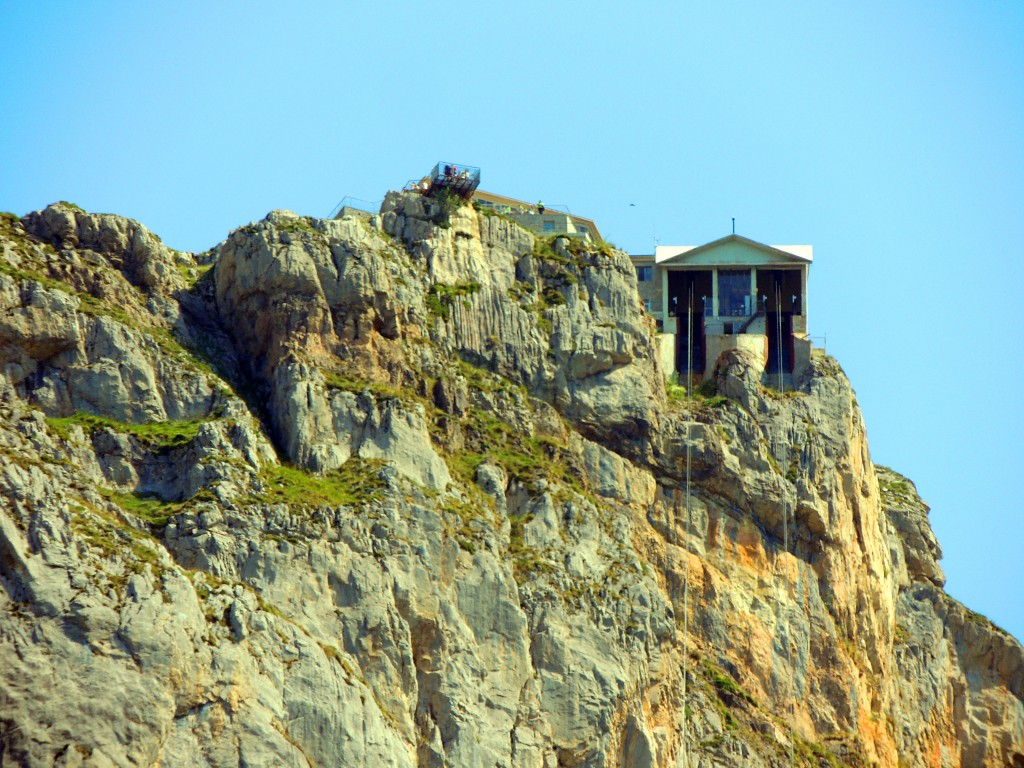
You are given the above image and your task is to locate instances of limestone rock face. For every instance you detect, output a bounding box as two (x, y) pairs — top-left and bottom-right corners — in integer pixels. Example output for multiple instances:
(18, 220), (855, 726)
(0, 199), (1021, 768)
(23, 202), (188, 296)
(878, 465), (944, 587)
(379, 194), (663, 446)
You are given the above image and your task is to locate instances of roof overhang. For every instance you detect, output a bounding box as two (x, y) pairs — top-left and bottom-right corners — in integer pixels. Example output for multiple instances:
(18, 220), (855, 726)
(655, 234), (812, 267)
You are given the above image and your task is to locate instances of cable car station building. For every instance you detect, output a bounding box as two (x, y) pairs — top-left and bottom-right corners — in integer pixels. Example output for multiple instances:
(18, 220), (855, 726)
(640, 235), (813, 385)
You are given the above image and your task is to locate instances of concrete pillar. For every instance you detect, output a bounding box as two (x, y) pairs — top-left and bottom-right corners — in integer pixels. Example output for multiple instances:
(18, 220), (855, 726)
(712, 268), (719, 317)
(801, 266), (808, 318)
(661, 267), (669, 325)
(750, 267), (757, 315)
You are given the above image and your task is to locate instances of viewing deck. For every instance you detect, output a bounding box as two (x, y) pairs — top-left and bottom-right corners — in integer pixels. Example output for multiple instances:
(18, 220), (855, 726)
(428, 162), (480, 198)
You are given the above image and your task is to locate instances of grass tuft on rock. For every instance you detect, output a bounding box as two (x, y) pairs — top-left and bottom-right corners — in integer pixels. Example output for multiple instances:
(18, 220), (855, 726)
(426, 281), (481, 321)
(253, 459), (387, 509)
(47, 412), (208, 450)
(101, 488), (184, 527)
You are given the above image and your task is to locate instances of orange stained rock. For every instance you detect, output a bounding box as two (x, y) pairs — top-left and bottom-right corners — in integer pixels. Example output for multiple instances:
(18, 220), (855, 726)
(729, 613), (775, 698)
(733, 517), (769, 573)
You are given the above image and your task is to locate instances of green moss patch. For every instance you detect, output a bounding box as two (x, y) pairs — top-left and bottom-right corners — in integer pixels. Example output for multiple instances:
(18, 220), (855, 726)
(426, 281), (481, 321)
(177, 262), (213, 287)
(456, 409), (569, 486)
(100, 488), (185, 527)
(702, 660), (757, 708)
(252, 459), (387, 509)
(321, 369), (405, 400)
(47, 412), (208, 450)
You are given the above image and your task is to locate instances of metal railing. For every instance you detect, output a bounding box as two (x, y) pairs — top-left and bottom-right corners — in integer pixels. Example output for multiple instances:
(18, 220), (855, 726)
(701, 295), (766, 319)
(478, 200), (575, 216)
(327, 196), (382, 219)
(718, 294), (758, 317)
(429, 162), (481, 195)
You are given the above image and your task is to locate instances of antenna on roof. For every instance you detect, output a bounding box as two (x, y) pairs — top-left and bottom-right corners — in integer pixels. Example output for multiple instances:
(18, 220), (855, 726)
(732, 217), (736, 235)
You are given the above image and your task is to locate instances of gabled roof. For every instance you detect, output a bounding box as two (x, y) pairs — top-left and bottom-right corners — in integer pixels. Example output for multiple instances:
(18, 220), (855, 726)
(655, 234), (812, 266)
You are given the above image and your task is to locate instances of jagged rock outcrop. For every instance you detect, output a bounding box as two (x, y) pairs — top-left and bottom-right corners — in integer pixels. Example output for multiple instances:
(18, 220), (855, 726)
(211, 199), (660, 478)
(878, 465), (945, 588)
(0, 197), (1020, 767)
(879, 465), (1024, 768)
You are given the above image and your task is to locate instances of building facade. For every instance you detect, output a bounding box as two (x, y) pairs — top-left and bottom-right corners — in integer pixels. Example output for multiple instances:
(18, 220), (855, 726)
(472, 191), (603, 244)
(635, 235), (813, 385)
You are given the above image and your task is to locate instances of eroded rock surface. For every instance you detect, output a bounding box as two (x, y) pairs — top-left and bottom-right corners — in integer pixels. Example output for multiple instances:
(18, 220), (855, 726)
(0, 198), (1020, 767)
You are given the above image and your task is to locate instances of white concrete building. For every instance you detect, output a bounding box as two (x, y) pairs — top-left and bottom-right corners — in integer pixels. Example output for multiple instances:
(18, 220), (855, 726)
(642, 235), (813, 384)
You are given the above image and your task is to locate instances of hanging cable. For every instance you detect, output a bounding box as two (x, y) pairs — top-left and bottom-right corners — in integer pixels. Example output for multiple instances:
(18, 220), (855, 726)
(782, 436), (795, 768)
(766, 280), (795, 766)
(776, 283), (784, 393)
(679, 282), (694, 768)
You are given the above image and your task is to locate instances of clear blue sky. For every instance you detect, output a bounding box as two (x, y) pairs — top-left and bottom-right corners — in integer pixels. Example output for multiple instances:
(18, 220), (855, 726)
(3, 1), (1022, 641)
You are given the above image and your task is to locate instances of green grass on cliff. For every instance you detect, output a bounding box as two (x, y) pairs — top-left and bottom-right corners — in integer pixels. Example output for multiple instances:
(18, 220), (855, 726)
(69, 502), (168, 586)
(508, 511), (558, 580)
(46, 412), (208, 450)
(321, 369), (405, 400)
(454, 359), (526, 396)
(473, 202), (516, 224)
(176, 262), (213, 287)
(0, 260), (71, 296)
(793, 733), (870, 767)
(455, 408), (575, 488)
(702, 659), (757, 708)
(761, 384), (807, 400)
(252, 459), (386, 509)
(875, 465), (921, 510)
(276, 216), (317, 235)
(426, 281), (481, 321)
(100, 488), (185, 527)
(666, 374), (728, 410)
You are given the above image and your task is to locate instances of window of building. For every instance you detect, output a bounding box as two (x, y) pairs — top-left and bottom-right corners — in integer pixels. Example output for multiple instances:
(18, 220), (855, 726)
(578, 225), (589, 234)
(644, 299), (653, 312)
(718, 270), (752, 316)
(636, 266), (653, 282)
(543, 221), (555, 232)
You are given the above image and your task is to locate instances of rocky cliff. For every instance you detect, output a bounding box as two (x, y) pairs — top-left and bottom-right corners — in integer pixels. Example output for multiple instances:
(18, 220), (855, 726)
(0, 196), (1020, 768)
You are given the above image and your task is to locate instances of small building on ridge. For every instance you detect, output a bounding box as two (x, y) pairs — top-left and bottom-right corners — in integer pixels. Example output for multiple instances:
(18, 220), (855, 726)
(635, 235), (813, 385)
(472, 190), (603, 244)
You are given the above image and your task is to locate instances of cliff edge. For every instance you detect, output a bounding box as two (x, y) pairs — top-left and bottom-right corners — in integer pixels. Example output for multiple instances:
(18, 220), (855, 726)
(0, 197), (1020, 767)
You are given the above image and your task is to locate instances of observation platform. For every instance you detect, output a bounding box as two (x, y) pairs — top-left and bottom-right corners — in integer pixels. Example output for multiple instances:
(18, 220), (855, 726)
(426, 162), (480, 198)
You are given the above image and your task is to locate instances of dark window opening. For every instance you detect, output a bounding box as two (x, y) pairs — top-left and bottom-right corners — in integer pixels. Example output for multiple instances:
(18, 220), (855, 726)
(718, 269), (752, 316)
